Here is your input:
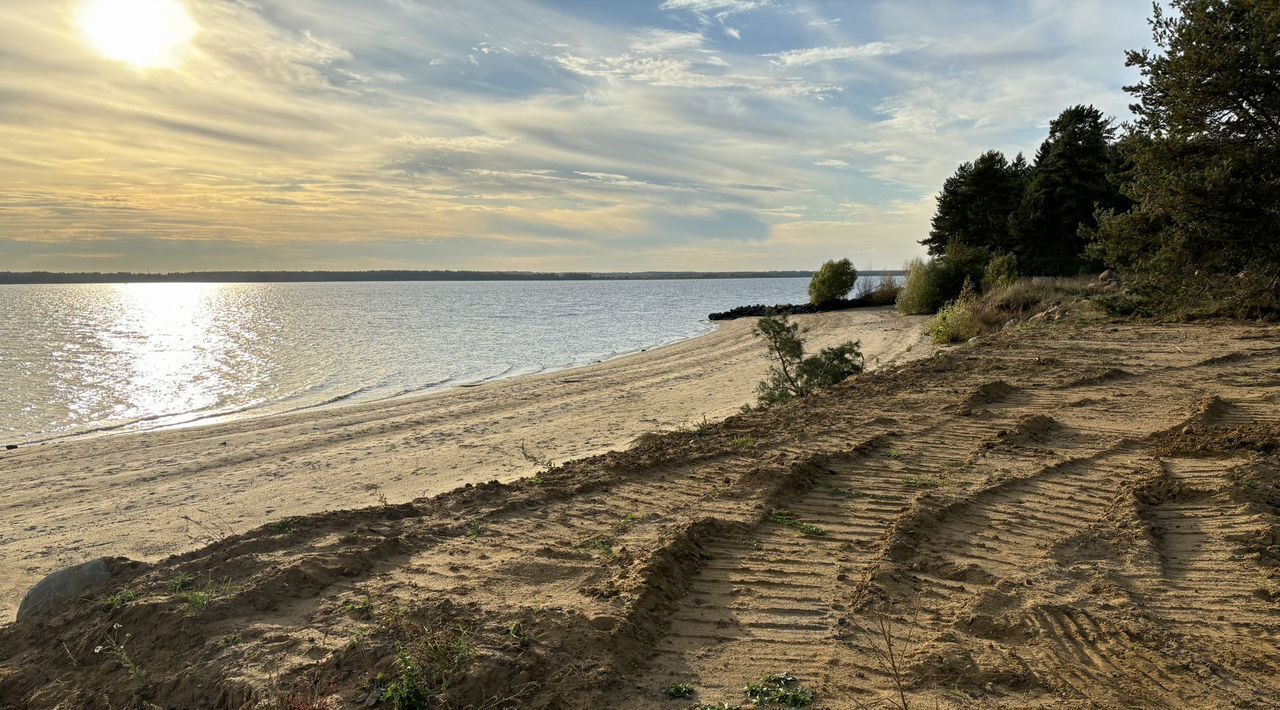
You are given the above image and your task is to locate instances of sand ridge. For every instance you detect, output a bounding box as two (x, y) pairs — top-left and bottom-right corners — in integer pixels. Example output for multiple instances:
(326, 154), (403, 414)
(0, 316), (1277, 709)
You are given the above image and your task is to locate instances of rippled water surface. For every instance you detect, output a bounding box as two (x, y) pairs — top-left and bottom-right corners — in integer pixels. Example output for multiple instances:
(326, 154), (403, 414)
(0, 278), (846, 443)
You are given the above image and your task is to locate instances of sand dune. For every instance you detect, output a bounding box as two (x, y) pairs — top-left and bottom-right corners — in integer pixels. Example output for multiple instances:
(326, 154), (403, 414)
(0, 307), (931, 622)
(1, 316), (1277, 709)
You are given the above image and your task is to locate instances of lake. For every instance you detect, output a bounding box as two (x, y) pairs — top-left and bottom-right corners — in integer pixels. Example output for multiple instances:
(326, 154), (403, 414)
(0, 277), (876, 444)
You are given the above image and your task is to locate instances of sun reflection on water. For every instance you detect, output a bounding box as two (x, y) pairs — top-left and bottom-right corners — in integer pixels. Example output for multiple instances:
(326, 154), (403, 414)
(102, 283), (227, 422)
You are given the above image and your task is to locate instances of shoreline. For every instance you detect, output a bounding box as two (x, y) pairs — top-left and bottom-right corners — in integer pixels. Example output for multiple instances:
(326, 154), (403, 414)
(0, 307), (933, 620)
(8, 319), (720, 448)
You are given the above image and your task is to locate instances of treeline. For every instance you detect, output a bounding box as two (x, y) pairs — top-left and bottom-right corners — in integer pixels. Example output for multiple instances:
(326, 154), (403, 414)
(0, 270), (909, 285)
(924, 105), (1127, 278)
(913, 0), (1278, 317)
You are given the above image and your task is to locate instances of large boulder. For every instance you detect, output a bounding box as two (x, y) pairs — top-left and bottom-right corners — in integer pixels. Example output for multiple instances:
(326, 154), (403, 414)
(16, 557), (146, 622)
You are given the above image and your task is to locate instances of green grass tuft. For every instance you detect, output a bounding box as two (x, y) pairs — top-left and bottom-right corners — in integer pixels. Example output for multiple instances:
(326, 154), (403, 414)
(744, 672), (817, 707)
(664, 682), (696, 699)
(102, 589), (139, 610)
(346, 595), (375, 619)
(768, 511), (825, 537)
(178, 578), (237, 616)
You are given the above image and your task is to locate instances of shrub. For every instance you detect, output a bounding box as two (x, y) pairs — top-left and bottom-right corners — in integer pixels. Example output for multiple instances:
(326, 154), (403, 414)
(808, 258), (858, 306)
(927, 279), (981, 343)
(936, 240), (992, 293)
(983, 253), (1019, 291)
(382, 650), (430, 709)
(896, 258), (945, 315)
(897, 242), (992, 315)
(754, 315), (863, 407)
(796, 342), (864, 390)
(858, 272), (901, 306)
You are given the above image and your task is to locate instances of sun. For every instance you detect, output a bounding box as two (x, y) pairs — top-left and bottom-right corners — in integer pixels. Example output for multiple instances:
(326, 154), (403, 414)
(77, 0), (198, 69)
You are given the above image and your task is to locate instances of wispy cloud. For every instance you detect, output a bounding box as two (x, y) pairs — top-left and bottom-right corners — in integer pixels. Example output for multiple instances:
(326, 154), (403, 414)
(394, 135), (515, 151)
(766, 41), (908, 67)
(660, 0), (774, 20)
(0, 0), (1154, 271)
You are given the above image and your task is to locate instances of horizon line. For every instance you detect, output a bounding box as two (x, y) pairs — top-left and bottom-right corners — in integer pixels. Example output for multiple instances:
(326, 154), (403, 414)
(0, 268), (906, 285)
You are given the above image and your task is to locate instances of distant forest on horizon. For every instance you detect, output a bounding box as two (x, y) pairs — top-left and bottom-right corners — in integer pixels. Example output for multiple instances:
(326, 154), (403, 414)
(0, 269), (905, 285)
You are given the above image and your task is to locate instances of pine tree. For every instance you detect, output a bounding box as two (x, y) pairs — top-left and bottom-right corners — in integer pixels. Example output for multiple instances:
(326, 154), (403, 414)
(923, 150), (1029, 257)
(1093, 0), (1279, 313)
(1010, 105), (1124, 275)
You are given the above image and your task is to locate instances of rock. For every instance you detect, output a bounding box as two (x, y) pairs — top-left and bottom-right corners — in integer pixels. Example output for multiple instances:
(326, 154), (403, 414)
(708, 295), (876, 321)
(1002, 318), (1019, 331)
(1099, 269), (1119, 283)
(16, 557), (144, 622)
(4, 444), (15, 450)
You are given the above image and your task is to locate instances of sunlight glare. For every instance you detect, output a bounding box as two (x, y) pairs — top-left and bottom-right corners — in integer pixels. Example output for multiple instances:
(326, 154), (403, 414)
(77, 0), (198, 69)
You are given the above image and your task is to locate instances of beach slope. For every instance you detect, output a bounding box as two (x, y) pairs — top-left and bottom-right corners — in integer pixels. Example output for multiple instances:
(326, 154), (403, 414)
(0, 308), (930, 621)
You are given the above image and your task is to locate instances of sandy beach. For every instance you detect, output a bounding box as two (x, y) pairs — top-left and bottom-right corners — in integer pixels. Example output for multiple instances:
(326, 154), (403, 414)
(1, 315), (1277, 708)
(0, 307), (932, 621)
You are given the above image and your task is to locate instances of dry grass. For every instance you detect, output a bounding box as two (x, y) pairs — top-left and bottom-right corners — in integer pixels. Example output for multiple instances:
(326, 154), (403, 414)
(981, 277), (1092, 315)
(929, 277), (1096, 343)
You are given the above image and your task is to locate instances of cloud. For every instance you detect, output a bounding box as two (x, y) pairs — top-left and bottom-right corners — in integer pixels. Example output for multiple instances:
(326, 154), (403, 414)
(394, 134), (515, 151)
(632, 29), (706, 53)
(659, 0), (773, 20)
(0, 0), (1154, 271)
(766, 41), (907, 67)
(554, 27), (838, 98)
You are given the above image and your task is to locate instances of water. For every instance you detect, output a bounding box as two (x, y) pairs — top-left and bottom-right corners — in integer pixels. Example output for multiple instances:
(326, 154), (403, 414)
(0, 277), (873, 444)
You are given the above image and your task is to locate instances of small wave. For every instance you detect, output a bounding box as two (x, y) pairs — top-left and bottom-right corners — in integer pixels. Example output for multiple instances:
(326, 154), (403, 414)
(274, 385), (374, 415)
(473, 363), (518, 383)
(386, 375), (462, 399)
(20, 398), (272, 444)
(21, 413), (170, 445)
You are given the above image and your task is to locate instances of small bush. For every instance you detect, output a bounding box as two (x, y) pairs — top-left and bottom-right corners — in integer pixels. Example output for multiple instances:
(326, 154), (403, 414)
(898, 241), (995, 316)
(754, 315), (863, 406)
(796, 342), (864, 390)
(382, 650), (430, 710)
(983, 253), (1019, 290)
(928, 300), (981, 343)
(808, 258), (858, 306)
(896, 258), (945, 315)
(927, 278), (981, 343)
(858, 272), (901, 306)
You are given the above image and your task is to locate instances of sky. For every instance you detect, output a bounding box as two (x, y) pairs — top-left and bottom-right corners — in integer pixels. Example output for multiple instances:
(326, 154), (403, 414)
(0, 0), (1157, 272)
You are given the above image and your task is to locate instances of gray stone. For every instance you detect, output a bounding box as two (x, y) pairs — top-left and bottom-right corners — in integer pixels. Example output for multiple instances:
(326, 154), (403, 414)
(16, 557), (132, 621)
